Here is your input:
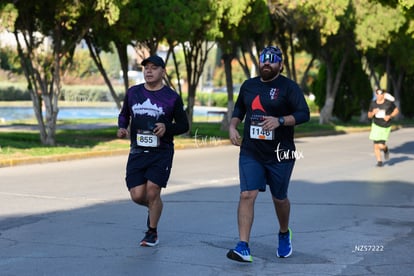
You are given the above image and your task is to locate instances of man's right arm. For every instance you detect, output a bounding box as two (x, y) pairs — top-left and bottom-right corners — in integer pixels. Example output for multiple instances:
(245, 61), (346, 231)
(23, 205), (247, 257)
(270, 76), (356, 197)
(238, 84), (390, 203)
(117, 92), (130, 138)
(229, 117), (242, 146)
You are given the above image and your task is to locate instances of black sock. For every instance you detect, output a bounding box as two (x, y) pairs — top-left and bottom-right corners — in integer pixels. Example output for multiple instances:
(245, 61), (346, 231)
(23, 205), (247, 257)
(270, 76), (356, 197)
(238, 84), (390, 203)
(148, 227), (157, 232)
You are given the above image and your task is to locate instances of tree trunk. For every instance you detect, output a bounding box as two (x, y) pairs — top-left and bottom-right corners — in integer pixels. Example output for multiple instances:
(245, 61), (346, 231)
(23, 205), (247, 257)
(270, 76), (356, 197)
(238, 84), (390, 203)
(115, 41), (130, 94)
(39, 27), (63, 146)
(186, 86), (196, 134)
(319, 50), (349, 124)
(41, 52), (60, 146)
(221, 53), (234, 131)
(42, 92), (58, 146)
(367, 60), (380, 88)
(31, 92), (47, 143)
(168, 41), (183, 96)
(390, 71), (404, 120)
(14, 30), (58, 145)
(237, 41), (252, 79)
(319, 96), (334, 124)
(359, 109), (369, 123)
(300, 56), (315, 93)
(182, 40), (213, 134)
(85, 36), (122, 110)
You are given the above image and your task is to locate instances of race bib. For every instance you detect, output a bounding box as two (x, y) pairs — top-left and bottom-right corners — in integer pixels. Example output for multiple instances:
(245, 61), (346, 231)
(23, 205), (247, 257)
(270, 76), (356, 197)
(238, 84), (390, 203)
(375, 109), (386, 118)
(250, 125), (274, 140)
(137, 130), (159, 147)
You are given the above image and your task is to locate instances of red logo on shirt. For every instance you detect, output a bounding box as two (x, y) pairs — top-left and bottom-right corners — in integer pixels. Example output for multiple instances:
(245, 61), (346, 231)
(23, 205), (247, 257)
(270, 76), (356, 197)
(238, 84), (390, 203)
(252, 95), (266, 113)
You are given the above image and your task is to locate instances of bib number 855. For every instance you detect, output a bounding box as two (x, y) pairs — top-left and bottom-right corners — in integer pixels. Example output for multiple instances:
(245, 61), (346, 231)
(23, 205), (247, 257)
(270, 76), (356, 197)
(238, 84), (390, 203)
(137, 132), (159, 147)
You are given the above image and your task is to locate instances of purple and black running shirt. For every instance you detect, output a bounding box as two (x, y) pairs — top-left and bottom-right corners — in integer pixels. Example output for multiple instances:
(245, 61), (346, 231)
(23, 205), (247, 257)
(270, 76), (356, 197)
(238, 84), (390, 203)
(118, 84), (189, 149)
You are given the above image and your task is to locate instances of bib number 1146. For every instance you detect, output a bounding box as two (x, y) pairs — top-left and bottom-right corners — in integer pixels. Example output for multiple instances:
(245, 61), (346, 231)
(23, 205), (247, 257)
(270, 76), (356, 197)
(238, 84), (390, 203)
(250, 125), (274, 140)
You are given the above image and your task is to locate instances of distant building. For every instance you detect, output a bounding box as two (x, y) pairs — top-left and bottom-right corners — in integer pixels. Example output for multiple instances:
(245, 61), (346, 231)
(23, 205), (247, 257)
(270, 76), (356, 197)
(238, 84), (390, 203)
(0, 31), (18, 47)
(0, 31), (51, 50)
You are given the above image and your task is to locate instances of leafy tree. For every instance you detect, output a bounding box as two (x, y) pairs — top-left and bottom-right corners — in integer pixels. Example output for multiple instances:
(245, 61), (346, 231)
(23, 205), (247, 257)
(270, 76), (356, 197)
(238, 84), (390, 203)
(385, 26), (414, 117)
(1, 0), (121, 145)
(313, 51), (372, 122)
(0, 46), (22, 73)
(267, 0), (317, 93)
(235, 0), (272, 77)
(3, 0), (414, 124)
(401, 73), (414, 118)
(354, 0), (408, 117)
(79, 0), (132, 110)
(213, 0), (259, 130)
(83, 32), (123, 109)
(79, 0), (169, 111)
(161, 0), (219, 132)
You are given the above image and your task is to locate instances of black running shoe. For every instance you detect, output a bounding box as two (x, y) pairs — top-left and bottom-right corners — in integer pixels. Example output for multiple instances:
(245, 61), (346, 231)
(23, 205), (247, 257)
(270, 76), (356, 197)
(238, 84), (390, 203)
(383, 147), (389, 160)
(376, 161), (383, 167)
(140, 230), (159, 247)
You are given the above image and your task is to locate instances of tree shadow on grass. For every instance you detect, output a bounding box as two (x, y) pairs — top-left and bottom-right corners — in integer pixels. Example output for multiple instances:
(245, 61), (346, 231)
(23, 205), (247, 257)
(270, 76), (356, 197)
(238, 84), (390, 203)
(0, 126), (118, 150)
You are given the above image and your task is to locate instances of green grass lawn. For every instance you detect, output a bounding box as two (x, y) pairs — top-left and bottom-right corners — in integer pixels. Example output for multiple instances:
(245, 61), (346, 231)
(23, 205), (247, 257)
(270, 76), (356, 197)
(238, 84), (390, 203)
(1, 116), (413, 162)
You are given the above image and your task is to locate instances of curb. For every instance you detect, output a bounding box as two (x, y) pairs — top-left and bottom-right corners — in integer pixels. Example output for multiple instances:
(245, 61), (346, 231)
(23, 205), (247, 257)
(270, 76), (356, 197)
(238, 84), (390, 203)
(5, 125), (409, 168)
(0, 149), (130, 167)
(0, 140), (233, 168)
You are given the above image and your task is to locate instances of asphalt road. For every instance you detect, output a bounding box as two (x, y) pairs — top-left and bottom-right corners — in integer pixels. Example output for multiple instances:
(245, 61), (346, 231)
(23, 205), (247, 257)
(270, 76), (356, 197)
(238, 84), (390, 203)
(1, 128), (413, 275)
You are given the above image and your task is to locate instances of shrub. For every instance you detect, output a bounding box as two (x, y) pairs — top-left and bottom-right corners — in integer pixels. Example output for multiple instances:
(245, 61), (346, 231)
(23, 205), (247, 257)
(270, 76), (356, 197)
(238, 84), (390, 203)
(0, 82), (124, 102)
(61, 85), (119, 102)
(0, 83), (31, 100)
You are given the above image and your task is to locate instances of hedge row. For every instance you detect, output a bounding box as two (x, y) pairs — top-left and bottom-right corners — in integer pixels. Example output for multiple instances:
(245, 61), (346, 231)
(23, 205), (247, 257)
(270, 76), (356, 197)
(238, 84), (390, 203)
(0, 83), (123, 102)
(0, 82), (318, 112)
(0, 83), (31, 100)
(0, 83), (230, 107)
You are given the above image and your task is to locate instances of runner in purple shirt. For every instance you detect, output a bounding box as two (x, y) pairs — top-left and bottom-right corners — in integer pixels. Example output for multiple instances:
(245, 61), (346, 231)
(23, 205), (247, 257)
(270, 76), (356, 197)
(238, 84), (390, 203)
(117, 55), (189, 247)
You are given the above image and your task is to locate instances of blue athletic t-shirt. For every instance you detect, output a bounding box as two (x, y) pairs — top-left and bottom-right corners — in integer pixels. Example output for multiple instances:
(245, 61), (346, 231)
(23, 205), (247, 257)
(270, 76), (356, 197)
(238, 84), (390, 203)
(118, 84), (189, 149)
(232, 75), (310, 162)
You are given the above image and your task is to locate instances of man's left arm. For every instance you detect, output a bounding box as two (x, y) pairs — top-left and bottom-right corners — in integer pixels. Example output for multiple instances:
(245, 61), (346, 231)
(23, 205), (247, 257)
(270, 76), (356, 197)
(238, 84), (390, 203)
(262, 84), (310, 130)
(385, 105), (399, 122)
(163, 97), (189, 136)
(288, 83), (310, 126)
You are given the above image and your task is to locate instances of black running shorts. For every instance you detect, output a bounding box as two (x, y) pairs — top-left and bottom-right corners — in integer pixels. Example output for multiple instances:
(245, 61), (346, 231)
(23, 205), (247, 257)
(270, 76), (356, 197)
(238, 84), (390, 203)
(125, 147), (174, 190)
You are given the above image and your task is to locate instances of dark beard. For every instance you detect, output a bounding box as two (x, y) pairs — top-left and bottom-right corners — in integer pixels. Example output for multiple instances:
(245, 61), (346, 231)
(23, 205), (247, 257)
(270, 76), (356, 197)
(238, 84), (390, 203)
(260, 66), (278, 81)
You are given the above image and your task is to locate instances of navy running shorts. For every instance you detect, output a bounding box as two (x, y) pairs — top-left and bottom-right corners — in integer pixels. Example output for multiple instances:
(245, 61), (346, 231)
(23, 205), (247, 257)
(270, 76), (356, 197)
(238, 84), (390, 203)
(125, 147), (174, 190)
(239, 152), (295, 200)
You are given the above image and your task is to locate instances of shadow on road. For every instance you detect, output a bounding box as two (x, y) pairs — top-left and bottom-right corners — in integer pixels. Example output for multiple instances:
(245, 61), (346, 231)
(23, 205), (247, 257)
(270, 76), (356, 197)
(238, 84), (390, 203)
(1, 178), (413, 275)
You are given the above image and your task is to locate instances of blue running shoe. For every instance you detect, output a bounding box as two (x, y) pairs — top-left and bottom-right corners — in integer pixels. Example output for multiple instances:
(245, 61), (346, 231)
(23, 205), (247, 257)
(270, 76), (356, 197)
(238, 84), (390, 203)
(277, 228), (292, 258)
(226, 241), (253, 262)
